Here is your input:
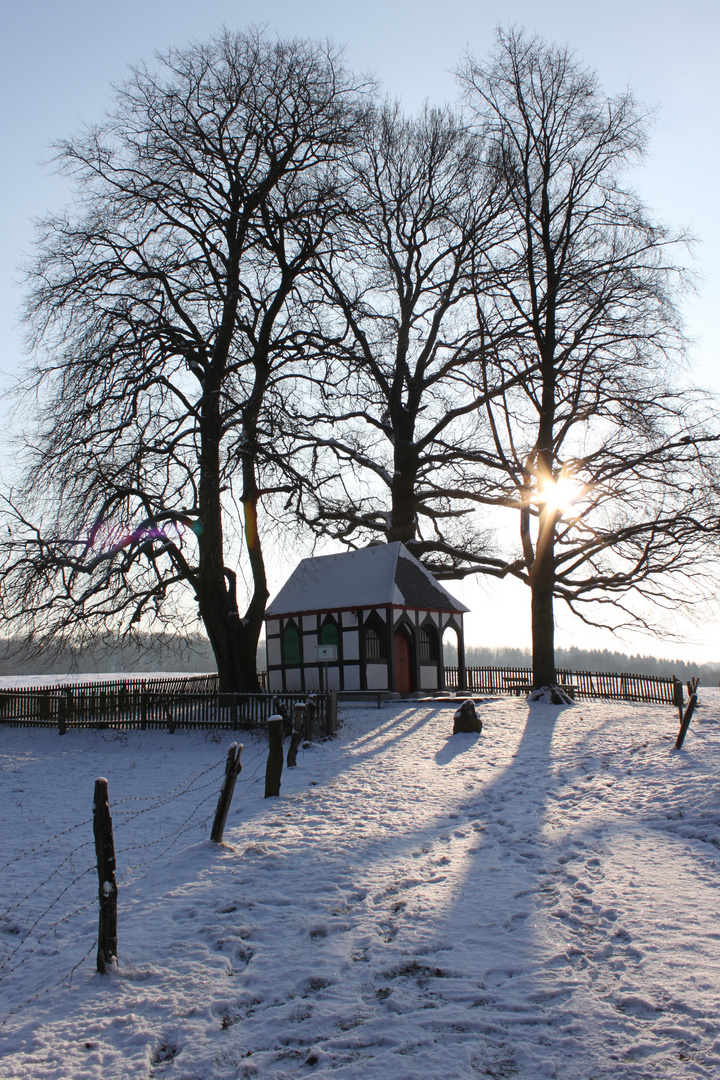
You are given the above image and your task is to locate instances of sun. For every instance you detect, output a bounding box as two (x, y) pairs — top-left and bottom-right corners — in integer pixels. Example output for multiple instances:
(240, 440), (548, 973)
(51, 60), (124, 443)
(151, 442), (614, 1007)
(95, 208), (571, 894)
(538, 475), (582, 516)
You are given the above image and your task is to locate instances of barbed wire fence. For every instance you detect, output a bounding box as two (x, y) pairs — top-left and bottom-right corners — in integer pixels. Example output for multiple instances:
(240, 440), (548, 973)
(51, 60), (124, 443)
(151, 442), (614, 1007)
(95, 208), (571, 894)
(0, 692), (332, 1030)
(0, 737), (269, 1029)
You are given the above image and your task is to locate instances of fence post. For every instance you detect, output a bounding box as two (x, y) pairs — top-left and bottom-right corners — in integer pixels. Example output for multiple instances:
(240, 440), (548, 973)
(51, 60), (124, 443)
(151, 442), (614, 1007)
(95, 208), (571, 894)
(211, 743), (243, 843)
(93, 777), (118, 974)
(675, 694), (698, 750)
(265, 715), (284, 798)
(325, 690), (338, 737)
(57, 695), (67, 736)
(141, 691), (148, 730)
(672, 677), (684, 723)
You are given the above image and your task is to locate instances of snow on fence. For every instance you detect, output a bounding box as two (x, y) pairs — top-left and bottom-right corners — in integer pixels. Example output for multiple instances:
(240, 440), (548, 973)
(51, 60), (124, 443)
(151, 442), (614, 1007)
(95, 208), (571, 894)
(0, 683), (335, 735)
(444, 665), (678, 704)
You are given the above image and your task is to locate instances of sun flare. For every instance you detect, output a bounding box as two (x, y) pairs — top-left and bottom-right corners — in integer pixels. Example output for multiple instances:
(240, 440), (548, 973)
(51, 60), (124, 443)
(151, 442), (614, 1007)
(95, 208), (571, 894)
(538, 475), (582, 515)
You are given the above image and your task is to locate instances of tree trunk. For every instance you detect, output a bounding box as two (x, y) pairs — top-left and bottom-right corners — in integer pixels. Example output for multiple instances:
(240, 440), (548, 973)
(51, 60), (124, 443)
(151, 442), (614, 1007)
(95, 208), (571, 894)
(387, 405), (419, 545)
(195, 373), (267, 693)
(530, 506), (556, 688)
(388, 468), (418, 544)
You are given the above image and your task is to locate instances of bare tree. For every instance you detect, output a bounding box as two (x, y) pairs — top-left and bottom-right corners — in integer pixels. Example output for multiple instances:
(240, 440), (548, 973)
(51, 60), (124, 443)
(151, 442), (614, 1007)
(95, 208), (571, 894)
(459, 28), (720, 689)
(287, 103), (522, 575)
(0, 30), (364, 690)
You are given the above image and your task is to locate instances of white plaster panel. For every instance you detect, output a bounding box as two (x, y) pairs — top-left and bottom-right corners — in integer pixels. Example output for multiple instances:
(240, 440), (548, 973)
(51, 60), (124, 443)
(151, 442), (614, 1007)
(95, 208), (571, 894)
(304, 666), (320, 691)
(285, 668), (302, 691)
(342, 631), (359, 660)
(366, 664), (389, 690)
(343, 611), (358, 627)
(265, 620), (280, 636)
(420, 665), (438, 691)
(343, 666), (360, 690)
(267, 638), (281, 666)
(268, 670), (283, 691)
(326, 667), (340, 691)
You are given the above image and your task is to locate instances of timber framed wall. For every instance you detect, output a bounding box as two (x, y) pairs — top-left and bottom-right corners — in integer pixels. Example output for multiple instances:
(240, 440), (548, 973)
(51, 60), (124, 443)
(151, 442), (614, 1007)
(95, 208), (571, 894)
(265, 606), (465, 694)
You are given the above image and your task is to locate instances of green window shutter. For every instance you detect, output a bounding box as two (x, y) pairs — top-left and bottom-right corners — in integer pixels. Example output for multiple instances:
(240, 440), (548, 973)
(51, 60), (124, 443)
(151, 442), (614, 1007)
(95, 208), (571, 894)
(283, 625), (301, 666)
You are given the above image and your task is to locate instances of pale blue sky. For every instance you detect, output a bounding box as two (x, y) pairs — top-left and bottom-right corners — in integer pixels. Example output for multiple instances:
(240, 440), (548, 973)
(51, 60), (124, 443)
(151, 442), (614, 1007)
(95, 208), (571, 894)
(1, 0), (718, 660)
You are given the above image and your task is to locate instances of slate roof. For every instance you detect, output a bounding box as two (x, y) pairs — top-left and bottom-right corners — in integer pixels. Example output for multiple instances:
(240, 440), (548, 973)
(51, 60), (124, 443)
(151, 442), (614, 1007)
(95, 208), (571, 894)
(265, 542), (468, 618)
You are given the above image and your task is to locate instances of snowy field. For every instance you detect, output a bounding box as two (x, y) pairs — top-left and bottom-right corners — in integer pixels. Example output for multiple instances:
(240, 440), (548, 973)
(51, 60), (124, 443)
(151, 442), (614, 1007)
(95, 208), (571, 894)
(1, 692), (719, 1079)
(0, 672), (200, 688)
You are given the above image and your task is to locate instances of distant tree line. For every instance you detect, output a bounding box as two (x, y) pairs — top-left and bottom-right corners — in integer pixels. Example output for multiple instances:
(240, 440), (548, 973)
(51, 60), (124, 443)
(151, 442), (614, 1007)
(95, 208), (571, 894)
(1, 27), (718, 693)
(0, 634), (217, 677)
(443, 643), (720, 685)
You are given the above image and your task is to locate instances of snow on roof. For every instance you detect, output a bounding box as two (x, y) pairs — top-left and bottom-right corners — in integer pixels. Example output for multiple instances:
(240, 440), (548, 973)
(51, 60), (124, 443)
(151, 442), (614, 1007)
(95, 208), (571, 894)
(265, 542), (469, 618)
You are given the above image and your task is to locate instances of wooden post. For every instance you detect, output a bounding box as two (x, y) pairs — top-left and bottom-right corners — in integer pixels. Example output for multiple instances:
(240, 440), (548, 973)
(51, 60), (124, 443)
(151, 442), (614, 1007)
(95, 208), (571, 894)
(57, 695), (67, 736)
(325, 690), (338, 737)
(675, 693), (698, 750)
(211, 743), (243, 843)
(304, 700), (315, 742)
(141, 691), (148, 730)
(93, 778), (118, 973)
(265, 715), (284, 798)
(672, 677), (684, 723)
(287, 706), (304, 768)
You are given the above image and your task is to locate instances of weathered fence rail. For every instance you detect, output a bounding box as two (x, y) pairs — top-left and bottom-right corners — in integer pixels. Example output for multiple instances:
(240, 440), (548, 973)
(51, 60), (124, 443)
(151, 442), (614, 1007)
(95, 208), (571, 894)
(444, 665), (677, 704)
(0, 684), (332, 732)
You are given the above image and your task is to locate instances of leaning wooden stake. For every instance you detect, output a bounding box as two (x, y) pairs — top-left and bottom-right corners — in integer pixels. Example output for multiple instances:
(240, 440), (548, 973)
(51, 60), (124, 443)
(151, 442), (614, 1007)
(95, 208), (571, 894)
(93, 777), (118, 973)
(211, 742), (243, 843)
(675, 693), (698, 750)
(265, 715), (284, 798)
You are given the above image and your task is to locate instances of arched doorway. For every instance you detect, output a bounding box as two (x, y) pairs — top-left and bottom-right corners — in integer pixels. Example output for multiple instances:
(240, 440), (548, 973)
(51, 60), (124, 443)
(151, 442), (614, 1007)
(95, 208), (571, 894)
(393, 630), (413, 694)
(442, 625), (460, 693)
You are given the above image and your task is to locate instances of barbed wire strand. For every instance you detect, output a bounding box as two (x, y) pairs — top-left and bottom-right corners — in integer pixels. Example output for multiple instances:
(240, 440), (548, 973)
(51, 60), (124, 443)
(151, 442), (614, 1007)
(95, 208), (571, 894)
(3, 842), (95, 917)
(111, 756), (225, 809)
(0, 866), (95, 983)
(118, 789), (220, 868)
(112, 770), (227, 833)
(0, 898), (96, 982)
(0, 819), (89, 874)
(1, 938), (97, 1028)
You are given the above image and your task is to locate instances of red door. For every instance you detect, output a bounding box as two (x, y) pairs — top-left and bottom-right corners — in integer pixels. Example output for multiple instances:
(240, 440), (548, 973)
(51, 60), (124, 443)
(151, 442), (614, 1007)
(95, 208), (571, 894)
(393, 631), (413, 694)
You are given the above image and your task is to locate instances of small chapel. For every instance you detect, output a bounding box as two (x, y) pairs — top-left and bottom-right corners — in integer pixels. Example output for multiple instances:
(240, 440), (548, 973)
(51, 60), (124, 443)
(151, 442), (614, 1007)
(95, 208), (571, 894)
(264, 542), (468, 695)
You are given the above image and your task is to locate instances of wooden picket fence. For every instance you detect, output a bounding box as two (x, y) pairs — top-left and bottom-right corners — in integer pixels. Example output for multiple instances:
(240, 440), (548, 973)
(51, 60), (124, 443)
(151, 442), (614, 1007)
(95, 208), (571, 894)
(444, 665), (677, 705)
(0, 674), (328, 733)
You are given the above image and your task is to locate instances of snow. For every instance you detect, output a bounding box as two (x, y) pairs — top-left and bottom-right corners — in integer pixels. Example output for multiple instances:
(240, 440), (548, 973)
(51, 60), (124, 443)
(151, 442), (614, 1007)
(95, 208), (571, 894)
(0, 673), (201, 690)
(2, 691), (720, 1078)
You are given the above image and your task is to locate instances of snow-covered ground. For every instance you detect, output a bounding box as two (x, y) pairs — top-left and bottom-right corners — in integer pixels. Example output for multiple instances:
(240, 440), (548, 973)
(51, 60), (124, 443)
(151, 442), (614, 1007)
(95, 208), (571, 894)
(0, 672), (201, 689)
(1, 692), (719, 1079)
